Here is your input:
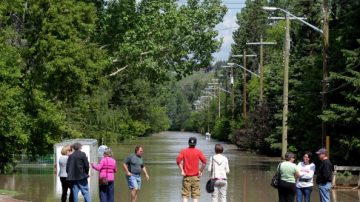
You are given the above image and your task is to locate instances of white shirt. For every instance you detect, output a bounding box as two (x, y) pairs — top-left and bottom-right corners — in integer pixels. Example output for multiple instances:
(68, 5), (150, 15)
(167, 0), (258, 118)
(58, 155), (68, 177)
(208, 154), (230, 179)
(296, 162), (315, 188)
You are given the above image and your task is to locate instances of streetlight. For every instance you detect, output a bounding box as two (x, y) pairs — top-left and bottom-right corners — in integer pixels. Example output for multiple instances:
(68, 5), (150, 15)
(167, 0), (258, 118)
(246, 37), (277, 103)
(227, 62), (261, 118)
(263, 6), (324, 159)
(227, 63), (260, 78)
(232, 52), (257, 118)
(262, 7), (323, 34)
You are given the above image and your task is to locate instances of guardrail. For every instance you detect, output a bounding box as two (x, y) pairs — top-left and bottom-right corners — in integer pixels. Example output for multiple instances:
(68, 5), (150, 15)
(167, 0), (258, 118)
(333, 165), (360, 189)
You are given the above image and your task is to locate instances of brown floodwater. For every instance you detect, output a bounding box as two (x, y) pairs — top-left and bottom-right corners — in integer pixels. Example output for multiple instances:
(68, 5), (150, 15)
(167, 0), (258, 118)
(0, 131), (359, 202)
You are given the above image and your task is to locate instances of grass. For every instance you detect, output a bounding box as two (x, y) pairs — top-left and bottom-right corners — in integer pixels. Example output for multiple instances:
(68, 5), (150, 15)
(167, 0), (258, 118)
(0, 189), (21, 197)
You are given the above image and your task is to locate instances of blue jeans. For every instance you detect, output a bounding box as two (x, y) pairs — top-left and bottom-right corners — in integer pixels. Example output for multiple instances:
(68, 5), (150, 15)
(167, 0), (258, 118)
(72, 178), (91, 202)
(318, 182), (331, 202)
(100, 181), (114, 202)
(296, 187), (312, 202)
(126, 174), (141, 190)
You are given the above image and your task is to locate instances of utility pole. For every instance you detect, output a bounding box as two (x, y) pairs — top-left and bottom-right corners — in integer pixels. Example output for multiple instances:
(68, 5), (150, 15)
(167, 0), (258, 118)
(209, 80), (221, 118)
(322, 0), (330, 156)
(260, 37), (264, 103)
(263, 6), (324, 159)
(246, 37), (276, 105)
(232, 51), (257, 118)
(207, 96), (210, 132)
(231, 65), (235, 119)
(243, 49), (247, 119)
(282, 14), (290, 159)
(218, 83), (221, 118)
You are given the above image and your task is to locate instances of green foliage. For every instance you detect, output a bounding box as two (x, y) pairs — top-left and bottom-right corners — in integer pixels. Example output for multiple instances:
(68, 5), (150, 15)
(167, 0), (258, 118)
(0, 29), (28, 173)
(174, 0), (360, 165)
(213, 117), (231, 141)
(0, 0), (226, 171)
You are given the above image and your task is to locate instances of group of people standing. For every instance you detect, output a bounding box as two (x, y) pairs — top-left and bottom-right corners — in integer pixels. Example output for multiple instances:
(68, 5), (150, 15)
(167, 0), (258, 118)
(277, 148), (333, 202)
(58, 142), (148, 202)
(176, 137), (230, 202)
(58, 138), (333, 202)
(58, 137), (229, 202)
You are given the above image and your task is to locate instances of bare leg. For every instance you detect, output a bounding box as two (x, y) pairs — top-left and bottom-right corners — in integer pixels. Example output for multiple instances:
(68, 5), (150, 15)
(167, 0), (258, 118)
(131, 189), (138, 202)
(134, 190), (139, 202)
(193, 199), (199, 202)
(182, 197), (189, 202)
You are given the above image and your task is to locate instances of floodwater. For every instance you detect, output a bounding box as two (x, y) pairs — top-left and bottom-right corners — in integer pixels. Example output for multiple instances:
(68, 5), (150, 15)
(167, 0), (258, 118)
(0, 131), (359, 202)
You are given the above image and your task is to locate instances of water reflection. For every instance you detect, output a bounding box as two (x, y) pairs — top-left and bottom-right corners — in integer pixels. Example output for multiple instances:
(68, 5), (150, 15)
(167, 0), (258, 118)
(0, 132), (359, 202)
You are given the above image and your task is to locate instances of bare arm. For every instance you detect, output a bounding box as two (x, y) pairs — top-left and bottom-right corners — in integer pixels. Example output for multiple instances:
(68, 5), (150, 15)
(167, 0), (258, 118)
(142, 166), (150, 181)
(122, 163), (132, 176)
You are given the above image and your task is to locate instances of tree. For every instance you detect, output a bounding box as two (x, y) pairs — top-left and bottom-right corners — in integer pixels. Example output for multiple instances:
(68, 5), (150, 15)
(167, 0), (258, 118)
(0, 28), (28, 173)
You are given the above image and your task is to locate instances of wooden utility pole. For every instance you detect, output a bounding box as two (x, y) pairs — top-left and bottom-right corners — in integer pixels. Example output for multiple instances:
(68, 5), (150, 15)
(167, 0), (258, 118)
(322, 0), (330, 156)
(264, 6), (324, 159)
(259, 36), (264, 103)
(282, 14), (290, 159)
(232, 51), (257, 118)
(207, 96), (210, 132)
(246, 38), (276, 105)
(218, 83), (221, 118)
(243, 49), (247, 118)
(231, 66), (235, 119)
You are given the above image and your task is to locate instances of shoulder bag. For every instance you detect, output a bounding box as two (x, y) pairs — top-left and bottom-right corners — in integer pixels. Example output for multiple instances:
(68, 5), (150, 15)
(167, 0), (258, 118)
(206, 156), (216, 193)
(99, 159), (109, 186)
(270, 162), (282, 188)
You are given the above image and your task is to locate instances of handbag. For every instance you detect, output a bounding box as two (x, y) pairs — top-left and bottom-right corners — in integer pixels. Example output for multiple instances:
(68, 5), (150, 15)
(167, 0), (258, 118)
(206, 156), (216, 193)
(270, 162), (282, 188)
(99, 159), (109, 186)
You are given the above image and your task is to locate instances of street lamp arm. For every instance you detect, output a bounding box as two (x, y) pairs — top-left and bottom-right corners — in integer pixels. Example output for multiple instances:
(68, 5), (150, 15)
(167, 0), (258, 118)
(228, 63), (260, 78)
(277, 8), (323, 34)
(217, 87), (231, 94)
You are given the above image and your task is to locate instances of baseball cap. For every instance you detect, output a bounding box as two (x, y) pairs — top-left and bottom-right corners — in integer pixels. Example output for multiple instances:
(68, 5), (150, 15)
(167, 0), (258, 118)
(316, 148), (327, 155)
(188, 137), (197, 146)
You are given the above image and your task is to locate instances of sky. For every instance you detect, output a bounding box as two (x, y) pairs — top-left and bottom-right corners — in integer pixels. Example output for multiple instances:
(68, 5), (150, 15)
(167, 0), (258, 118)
(135, 0), (245, 62)
(212, 4), (245, 61)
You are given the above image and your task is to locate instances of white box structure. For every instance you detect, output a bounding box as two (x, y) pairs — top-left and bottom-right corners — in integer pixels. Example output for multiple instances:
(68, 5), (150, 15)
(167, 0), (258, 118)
(54, 139), (98, 200)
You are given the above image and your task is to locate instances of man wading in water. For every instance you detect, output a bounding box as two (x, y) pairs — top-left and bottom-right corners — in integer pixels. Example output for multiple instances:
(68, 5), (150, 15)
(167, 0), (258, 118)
(122, 146), (150, 202)
(177, 137), (207, 202)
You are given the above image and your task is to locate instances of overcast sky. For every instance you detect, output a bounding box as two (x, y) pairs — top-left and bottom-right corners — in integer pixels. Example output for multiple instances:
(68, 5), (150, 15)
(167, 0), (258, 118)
(212, 5), (245, 61)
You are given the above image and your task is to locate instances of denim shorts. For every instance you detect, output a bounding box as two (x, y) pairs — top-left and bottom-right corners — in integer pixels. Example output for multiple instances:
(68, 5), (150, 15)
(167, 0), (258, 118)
(126, 174), (141, 190)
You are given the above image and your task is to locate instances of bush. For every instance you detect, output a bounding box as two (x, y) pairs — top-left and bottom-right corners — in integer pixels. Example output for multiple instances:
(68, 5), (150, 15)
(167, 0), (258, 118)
(213, 117), (232, 141)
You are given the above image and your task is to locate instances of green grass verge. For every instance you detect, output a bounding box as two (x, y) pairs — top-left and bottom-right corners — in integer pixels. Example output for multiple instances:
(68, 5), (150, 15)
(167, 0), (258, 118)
(0, 189), (21, 197)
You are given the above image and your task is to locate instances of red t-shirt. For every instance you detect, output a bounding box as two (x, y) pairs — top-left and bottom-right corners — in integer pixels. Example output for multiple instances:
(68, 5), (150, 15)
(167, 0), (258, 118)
(176, 147), (207, 176)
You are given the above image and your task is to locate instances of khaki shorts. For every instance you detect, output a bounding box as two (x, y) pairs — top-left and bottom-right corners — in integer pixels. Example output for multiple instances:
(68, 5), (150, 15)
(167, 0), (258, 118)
(182, 176), (201, 199)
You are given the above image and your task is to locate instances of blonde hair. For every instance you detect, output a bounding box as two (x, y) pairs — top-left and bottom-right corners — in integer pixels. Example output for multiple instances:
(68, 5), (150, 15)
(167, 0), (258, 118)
(61, 145), (71, 155)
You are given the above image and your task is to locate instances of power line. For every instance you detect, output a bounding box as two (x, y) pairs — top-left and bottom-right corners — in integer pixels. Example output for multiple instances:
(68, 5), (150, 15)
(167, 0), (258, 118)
(216, 26), (239, 31)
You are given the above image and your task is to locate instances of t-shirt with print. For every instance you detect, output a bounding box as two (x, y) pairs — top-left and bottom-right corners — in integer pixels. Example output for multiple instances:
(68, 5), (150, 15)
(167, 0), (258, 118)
(280, 161), (299, 183)
(124, 154), (144, 175)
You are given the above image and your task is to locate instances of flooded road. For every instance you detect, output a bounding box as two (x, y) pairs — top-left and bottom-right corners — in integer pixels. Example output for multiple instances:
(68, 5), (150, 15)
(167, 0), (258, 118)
(0, 131), (359, 202)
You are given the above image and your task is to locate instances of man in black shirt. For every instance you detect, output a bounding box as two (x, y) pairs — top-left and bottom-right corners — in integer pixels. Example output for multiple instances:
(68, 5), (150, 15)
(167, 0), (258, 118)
(316, 148), (333, 202)
(66, 142), (91, 202)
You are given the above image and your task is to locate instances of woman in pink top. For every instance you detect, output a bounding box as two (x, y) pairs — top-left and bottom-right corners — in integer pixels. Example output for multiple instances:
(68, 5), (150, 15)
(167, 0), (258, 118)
(91, 148), (117, 202)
